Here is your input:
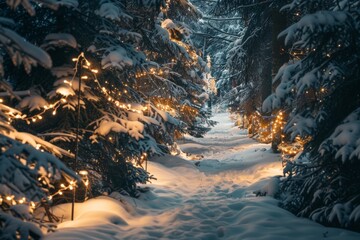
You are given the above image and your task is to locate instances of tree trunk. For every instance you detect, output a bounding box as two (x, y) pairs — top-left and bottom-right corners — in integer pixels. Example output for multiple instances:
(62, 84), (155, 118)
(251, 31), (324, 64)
(271, 9), (289, 83)
(260, 13), (272, 107)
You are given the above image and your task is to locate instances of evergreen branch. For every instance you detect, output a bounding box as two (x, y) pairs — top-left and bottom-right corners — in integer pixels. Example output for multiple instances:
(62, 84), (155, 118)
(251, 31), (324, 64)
(192, 32), (233, 42)
(202, 16), (243, 21)
(233, 0), (274, 10)
(206, 20), (242, 37)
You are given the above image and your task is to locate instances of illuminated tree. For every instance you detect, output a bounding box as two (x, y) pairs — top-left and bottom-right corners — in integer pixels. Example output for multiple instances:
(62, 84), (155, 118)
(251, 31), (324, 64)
(1, 0), (155, 197)
(0, 2), (80, 237)
(263, 0), (360, 230)
(125, 0), (214, 137)
(1, 0), (212, 201)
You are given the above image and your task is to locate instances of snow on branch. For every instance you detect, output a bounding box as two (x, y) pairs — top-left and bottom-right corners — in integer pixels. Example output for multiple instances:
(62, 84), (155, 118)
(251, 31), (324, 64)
(0, 23), (52, 73)
(101, 47), (134, 70)
(18, 95), (49, 112)
(262, 63), (300, 112)
(42, 33), (78, 50)
(284, 113), (316, 141)
(5, 0), (78, 15)
(279, 11), (351, 48)
(0, 213), (43, 240)
(319, 108), (360, 163)
(0, 98), (74, 158)
(97, 1), (132, 22)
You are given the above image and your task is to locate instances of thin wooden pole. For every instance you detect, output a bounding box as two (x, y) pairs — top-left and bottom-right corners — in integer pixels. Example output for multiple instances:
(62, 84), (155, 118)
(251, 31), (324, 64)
(71, 54), (83, 221)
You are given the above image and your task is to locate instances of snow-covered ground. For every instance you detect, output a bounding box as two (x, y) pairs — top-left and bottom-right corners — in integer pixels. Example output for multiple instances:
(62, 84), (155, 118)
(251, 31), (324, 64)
(46, 113), (360, 239)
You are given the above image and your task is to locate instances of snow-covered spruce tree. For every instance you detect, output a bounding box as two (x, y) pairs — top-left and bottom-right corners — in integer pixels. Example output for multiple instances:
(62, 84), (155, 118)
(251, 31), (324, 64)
(262, 0), (360, 230)
(2, 0), (212, 198)
(2, 1), (174, 197)
(0, 2), (79, 237)
(4, 1), (146, 199)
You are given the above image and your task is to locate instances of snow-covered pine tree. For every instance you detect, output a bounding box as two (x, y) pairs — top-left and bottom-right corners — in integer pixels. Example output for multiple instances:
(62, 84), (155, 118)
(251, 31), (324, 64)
(0, 3), (79, 236)
(2, 0), (211, 199)
(1, 0), (151, 197)
(262, 0), (360, 230)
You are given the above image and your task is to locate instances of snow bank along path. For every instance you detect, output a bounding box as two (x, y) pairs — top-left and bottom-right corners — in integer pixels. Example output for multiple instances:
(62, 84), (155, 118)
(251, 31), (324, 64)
(46, 113), (360, 239)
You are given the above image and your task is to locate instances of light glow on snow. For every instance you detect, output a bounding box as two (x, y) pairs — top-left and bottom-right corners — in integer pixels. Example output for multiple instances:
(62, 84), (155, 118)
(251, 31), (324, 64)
(46, 113), (360, 240)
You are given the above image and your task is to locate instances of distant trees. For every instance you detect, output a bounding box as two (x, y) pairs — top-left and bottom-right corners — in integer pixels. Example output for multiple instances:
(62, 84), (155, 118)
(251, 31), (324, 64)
(190, 0), (243, 104)
(207, 0), (288, 114)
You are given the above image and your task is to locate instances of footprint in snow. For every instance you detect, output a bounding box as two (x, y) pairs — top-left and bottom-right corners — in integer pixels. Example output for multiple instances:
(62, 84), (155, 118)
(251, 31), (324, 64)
(255, 148), (267, 152)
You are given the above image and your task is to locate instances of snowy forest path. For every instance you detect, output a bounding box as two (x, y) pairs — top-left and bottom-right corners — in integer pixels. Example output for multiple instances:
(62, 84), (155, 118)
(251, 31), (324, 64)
(48, 112), (360, 240)
(121, 112), (284, 239)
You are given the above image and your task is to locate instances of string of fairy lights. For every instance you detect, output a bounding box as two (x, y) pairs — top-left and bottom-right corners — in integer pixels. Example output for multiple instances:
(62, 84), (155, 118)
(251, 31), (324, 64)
(0, 172), (89, 210)
(3, 6), (340, 211)
(247, 110), (312, 160)
(0, 53), (124, 211)
(0, 47), (202, 210)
